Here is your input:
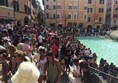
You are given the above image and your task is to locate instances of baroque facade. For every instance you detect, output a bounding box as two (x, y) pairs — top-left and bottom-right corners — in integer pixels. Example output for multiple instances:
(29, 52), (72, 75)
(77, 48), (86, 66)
(43, 0), (107, 28)
(0, 0), (41, 26)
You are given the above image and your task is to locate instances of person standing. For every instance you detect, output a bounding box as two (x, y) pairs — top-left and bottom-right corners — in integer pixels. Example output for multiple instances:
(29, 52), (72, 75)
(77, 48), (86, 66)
(51, 42), (58, 58)
(33, 46), (47, 83)
(38, 34), (44, 46)
(44, 51), (61, 83)
(14, 50), (26, 72)
(22, 36), (33, 59)
(72, 59), (82, 83)
(0, 53), (9, 83)
(80, 61), (91, 83)
(8, 45), (17, 75)
(12, 32), (19, 46)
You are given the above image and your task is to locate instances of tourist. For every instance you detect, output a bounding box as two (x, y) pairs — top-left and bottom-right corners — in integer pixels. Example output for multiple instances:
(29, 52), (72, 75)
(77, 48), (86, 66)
(12, 32), (20, 46)
(8, 45), (17, 74)
(72, 58), (82, 83)
(22, 36), (33, 59)
(44, 51), (61, 83)
(80, 61), (91, 83)
(16, 42), (23, 51)
(14, 50), (26, 72)
(51, 42), (59, 58)
(84, 48), (90, 56)
(30, 31), (36, 46)
(0, 53), (9, 83)
(38, 34), (45, 46)
(60, 43), (67, 72)
(63, 41), (73, 72)
(33, 46), (47, 83)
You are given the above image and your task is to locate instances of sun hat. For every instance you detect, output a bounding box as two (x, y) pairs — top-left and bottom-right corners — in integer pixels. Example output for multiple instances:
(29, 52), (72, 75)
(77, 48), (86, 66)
(11, 62), (40, 83)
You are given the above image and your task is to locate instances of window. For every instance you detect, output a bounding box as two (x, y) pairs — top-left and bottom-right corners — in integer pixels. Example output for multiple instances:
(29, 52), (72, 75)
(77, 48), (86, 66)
(74, 15), (77, 19)
(99, 0), (104, 4)
(68, 15), (71, 19)
(113, 14), (117, 18)
(88, 0), (92, 4)
(84, 15), (87, 19)
(24, 5), (31, 14)
(0, 0), (3, 5)
(24, 5), (27, 13)
(14, 1), (19, 11)
(57, 14), (60, 19)
(99, 8), (104, 13)
(115, 7), (118, 11)
(74, 6), (78, 10)
(88, 17), (90, 22)
(47, 0), (48, 1)
(113, 14), (115, 18)
(53, 0), (55, 2)
(84, 6), (88, 10)
(46, 13), (49, 18)
(116, 1), (117, 4)
(53, 14), (56, 19)
(88, 8), (92, 13)
(68, 6), (72, 10)
(53, 5), (55, 9)
(0, 0), (8, 6)
(99, 17), (102, 22)
(28, 7), (31, 15)
(114, 20), (116, 23)
(115, 8), (117, 11)
(57, 5), (61, 9)
(46, 5), (49, 9)
(4, 0), (8, 6)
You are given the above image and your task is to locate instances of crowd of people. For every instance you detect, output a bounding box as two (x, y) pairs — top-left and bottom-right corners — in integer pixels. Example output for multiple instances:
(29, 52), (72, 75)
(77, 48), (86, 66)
(99, 58), (118, 82)
(0, 23), (117, 83)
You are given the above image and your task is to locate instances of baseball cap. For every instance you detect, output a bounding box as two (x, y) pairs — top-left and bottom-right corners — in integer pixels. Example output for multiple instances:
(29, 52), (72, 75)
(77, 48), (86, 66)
(23, 36), (30, 41)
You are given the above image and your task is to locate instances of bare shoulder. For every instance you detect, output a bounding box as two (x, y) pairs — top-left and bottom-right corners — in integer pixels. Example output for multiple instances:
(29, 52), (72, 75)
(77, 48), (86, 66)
(54, 58), (59, 62)
(54, 59), (61, 66)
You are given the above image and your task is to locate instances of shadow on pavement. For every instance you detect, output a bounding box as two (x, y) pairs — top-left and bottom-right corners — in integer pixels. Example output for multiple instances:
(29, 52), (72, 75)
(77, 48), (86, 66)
(60, 72), (72, 83)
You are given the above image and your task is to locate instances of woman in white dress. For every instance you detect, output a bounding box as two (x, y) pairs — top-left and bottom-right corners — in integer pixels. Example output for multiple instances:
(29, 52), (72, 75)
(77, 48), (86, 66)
(72, 59), (82, 83)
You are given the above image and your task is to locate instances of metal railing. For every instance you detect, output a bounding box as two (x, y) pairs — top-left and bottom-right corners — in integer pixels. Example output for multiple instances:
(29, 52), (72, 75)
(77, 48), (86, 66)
(89, 66), (118, 83)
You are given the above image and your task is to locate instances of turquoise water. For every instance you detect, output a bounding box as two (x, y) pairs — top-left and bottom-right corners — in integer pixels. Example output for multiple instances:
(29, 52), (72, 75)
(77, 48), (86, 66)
(78, 37), (118, 66)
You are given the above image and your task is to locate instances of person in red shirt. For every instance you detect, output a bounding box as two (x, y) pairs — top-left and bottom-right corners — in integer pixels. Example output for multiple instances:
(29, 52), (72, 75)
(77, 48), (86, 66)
(51, 42), (58, 58)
